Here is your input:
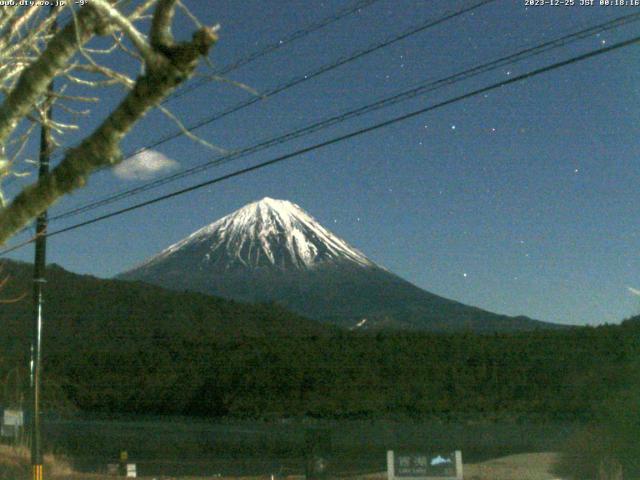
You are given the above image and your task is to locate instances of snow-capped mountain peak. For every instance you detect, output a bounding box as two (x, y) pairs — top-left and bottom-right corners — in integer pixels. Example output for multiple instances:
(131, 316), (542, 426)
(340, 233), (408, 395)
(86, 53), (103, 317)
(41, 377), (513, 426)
(139, 197), (375, 271)
(120, 198), (555, 333)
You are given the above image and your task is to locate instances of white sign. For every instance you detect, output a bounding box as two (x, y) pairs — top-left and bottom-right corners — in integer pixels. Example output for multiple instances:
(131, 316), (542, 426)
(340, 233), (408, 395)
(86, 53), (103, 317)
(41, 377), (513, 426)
(387, 450), (463, 480)
(126, 463), (137, 478)
(3, 409), (24, 426)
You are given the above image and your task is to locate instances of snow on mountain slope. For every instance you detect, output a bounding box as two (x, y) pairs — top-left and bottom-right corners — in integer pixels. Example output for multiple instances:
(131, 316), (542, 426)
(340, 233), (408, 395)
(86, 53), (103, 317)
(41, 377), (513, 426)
(120, 197), (559, 332)
(135, 197), (376, 272)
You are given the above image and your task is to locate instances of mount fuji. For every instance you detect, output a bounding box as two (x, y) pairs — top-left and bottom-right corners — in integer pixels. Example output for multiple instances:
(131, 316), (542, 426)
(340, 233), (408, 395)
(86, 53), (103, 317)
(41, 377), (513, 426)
(119, 197), (557, 332)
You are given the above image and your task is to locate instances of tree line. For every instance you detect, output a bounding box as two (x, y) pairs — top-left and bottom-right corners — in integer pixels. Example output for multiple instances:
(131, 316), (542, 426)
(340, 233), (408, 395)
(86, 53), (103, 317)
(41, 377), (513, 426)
(0, 260), (638, 422)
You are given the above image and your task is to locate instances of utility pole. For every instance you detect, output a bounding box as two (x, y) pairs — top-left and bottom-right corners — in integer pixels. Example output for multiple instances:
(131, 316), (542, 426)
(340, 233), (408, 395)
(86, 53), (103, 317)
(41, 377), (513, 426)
(30, 91), (52, 480)
(31, 8), (56, 480)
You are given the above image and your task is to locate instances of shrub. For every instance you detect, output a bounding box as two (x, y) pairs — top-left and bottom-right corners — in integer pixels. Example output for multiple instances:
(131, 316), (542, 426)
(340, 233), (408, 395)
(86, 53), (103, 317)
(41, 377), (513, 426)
(0, 445), (72, 480)
(556, 362), (640, 479)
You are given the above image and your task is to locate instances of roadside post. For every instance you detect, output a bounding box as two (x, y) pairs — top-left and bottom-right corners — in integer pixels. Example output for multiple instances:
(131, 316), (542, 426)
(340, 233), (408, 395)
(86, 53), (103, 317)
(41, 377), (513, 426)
(119, 450), (128, 476)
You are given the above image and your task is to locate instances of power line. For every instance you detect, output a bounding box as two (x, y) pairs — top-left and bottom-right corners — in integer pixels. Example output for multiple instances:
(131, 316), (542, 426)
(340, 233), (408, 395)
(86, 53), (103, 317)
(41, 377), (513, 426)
(8, 0), (489, 193)
(73, 0), (383, 109)
(35, 0), (495, 202)
(141, 1), (497, 147)
(62, 0), (382, 88)
(48, 0), (495, 220)
(1, 33), (636, 256)
(167, 0), (493, 104)
(5, 0), (494, 222)
(166, 0), (385, 103)
(2, 0), (383, 188)
(49, 11), (640, 222)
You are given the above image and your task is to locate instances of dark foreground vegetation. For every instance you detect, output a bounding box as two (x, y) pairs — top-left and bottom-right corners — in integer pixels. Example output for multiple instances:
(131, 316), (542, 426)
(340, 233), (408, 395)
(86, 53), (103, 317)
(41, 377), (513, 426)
(0, 260), (638, 478)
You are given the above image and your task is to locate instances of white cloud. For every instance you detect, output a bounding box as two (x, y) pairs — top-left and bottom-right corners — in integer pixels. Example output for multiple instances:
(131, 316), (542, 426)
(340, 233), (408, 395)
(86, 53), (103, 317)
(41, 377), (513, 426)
(627, 286), (640, 297)
(112, 150), (179, 181)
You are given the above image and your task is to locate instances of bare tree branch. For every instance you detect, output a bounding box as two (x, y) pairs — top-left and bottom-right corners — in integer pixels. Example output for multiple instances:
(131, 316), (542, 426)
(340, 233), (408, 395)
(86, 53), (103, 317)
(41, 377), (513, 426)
(0, 3), (218, 244)
(90, 0), (159, 66)
(0, 5), (104, 144)
(150, 0), (177, 49)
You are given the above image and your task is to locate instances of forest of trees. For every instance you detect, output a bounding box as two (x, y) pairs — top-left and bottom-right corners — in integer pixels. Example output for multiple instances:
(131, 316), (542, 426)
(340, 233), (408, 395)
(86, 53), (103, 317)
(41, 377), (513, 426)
(1, 260), (639, 478)
(45, 322), (640, 420)
(0, 260), (637, 422)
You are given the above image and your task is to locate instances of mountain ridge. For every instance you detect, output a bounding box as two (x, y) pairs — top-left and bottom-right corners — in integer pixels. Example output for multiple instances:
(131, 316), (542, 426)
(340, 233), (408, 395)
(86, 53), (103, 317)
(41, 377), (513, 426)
(120, 198), (563, 332)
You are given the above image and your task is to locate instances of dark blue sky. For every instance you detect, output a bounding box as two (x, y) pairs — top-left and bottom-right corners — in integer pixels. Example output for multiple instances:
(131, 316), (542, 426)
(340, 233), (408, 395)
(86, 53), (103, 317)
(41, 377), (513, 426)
(4, 0), (640, 326)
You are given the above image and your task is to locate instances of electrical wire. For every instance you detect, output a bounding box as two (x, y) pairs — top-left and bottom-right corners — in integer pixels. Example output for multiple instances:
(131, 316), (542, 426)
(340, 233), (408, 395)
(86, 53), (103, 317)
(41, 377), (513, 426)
(165, 0), (385, 104)
(47, 0), (498, 220)
(4, 0), (384, 186)
(1, 33), (636, 256)
(34, 0), (495, 196)
(49, 11), (640, 222)
(137, 1), (496, 151)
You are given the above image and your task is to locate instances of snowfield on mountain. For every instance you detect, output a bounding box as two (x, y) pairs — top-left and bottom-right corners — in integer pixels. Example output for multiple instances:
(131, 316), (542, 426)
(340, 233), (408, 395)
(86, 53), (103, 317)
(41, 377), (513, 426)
(119, 198), (561, 332)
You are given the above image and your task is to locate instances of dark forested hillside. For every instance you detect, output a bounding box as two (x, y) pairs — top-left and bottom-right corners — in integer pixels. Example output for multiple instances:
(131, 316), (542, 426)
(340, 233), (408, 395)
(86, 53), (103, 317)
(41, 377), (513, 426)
(0, 259), (333, 339)
(0, 260), (638, 421)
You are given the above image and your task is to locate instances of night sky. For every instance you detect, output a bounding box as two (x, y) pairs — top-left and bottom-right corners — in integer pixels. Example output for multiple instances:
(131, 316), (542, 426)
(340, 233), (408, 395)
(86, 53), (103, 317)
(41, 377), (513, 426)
(3, 0), (639, 326)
